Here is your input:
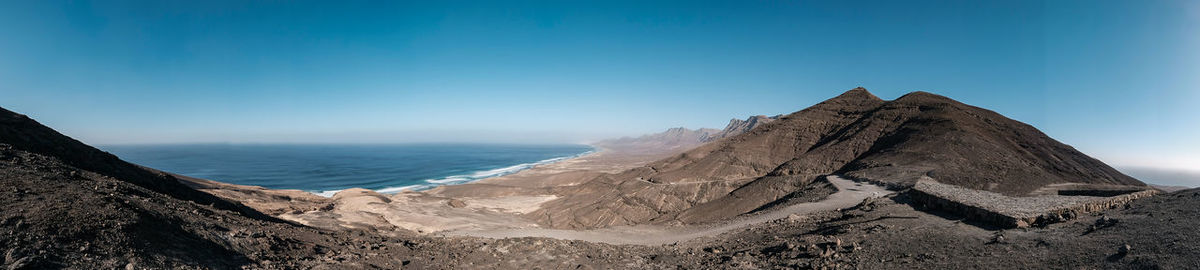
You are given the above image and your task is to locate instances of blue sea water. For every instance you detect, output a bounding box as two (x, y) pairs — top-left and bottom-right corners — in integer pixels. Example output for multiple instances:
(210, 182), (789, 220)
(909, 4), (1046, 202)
(100, 144), (594, 196)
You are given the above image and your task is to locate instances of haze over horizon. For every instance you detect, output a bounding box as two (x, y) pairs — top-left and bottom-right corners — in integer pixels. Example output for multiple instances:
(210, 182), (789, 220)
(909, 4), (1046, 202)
(1, 0), (1197, 172)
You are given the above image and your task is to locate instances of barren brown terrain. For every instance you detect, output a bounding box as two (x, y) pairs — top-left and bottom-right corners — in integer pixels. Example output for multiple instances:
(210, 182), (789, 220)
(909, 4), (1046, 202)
(2, 89), (1197, 269)
(533, 88), (1146, 230)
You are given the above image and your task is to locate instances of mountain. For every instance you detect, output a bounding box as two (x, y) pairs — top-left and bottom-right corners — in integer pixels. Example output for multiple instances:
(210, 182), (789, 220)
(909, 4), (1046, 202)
(592, 115), (780, 155)
(592, 127), (722, 154)
(532, 88), (1145, 229)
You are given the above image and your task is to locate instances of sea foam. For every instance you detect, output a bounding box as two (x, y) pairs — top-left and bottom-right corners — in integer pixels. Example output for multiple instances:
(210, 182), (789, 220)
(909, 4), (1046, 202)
(313, 150), (594, 197)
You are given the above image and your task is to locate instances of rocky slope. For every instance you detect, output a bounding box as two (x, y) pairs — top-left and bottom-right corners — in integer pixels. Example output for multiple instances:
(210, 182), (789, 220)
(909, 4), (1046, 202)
(532, 88), (1144, 229)
(0, 107), (414, 268)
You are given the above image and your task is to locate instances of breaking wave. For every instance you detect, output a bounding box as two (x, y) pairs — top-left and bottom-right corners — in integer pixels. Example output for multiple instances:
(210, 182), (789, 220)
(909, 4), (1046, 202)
(314, 150), (594, 197)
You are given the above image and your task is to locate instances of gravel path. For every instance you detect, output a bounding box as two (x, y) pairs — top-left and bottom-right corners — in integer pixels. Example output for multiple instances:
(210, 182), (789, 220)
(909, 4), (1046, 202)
(440, 175), (894, 245)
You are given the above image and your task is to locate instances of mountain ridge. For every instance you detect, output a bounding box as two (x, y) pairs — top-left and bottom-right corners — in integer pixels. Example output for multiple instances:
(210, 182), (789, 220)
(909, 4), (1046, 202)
(591, 114), (782, 155)
(532, 87), (1144, 229)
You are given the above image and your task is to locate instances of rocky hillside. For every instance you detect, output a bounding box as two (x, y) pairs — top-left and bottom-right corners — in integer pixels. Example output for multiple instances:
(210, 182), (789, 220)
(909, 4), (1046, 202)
(0, 107), (534, 268)
(0, 107), (401, 268)
(532, 88), (1144, 229)
(0, 108), (265, 218)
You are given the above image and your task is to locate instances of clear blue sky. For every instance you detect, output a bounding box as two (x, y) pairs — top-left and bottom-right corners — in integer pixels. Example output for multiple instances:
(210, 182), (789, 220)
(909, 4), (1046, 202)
(0, 0), (1196, 171)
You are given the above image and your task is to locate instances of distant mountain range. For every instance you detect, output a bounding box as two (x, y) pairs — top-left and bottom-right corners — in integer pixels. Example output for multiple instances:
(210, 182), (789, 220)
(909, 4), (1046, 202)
(534, 88), (1145, 229)
(707, 114), (781, 142)
(591, 115), (779, 154)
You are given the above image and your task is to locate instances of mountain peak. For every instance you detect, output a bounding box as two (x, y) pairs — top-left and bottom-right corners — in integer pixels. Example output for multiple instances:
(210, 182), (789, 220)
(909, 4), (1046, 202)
(836, 87), (881, 101)
(894, 90), (957, 104)
(808, 87), (885, 111)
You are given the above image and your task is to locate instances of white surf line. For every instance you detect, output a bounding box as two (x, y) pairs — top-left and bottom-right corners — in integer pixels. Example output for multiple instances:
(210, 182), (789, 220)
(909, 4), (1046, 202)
(440, 175), (894, 245)
(311, 149), (598, 197)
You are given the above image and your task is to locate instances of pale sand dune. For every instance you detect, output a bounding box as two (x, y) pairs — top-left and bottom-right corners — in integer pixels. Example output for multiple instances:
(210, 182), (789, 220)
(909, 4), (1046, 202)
(439, 175), (893, 245)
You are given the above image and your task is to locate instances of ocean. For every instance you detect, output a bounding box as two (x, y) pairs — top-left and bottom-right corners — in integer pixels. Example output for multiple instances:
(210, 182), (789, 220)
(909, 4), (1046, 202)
(100, 143), (594, 196)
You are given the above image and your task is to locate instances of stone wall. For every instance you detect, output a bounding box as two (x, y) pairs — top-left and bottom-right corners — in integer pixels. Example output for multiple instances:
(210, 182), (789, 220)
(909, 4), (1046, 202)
(1021, 190), (1158, 227)
(908, 180), (1158, 228)
(908, 187), (1026, 228)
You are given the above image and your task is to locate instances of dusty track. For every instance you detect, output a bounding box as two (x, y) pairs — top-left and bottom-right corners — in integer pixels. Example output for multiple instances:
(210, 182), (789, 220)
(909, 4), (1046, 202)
(441, 175), (893, 245)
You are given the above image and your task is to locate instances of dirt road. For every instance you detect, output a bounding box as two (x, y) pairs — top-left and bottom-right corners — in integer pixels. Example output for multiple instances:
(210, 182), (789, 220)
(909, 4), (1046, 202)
(441, 175), (893, 245)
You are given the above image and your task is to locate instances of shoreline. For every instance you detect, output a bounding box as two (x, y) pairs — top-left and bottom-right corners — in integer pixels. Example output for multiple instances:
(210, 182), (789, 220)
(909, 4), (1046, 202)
(302, 146), (600, 197)
(175, 143), (688, 234)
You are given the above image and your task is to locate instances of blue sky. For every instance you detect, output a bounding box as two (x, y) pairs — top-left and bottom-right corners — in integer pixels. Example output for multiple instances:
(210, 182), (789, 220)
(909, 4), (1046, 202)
(0, 0), (1197, 172)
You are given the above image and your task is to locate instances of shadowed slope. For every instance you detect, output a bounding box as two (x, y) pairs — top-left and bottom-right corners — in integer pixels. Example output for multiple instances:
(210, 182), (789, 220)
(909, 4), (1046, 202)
(0, 107), (426, 268)
(0, 108), (271, 220)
